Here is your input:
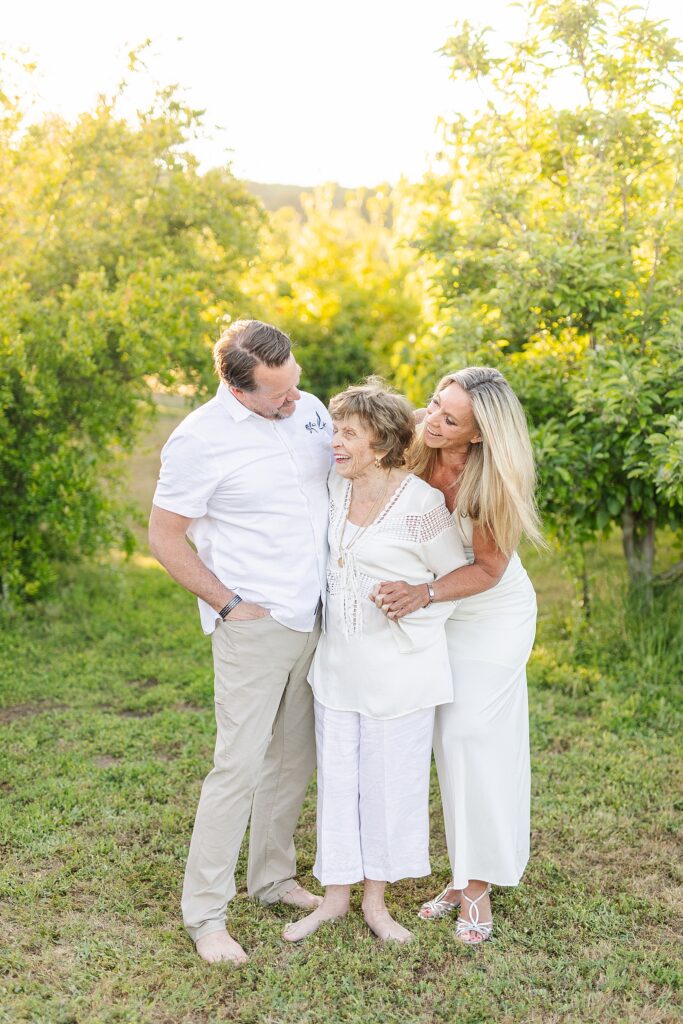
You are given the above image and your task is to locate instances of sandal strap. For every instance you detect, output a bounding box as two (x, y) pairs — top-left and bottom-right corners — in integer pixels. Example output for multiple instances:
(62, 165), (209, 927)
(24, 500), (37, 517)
(420, 887), (459, 918)
(456, 917), (493, 940)
(456, 885), (493, 939)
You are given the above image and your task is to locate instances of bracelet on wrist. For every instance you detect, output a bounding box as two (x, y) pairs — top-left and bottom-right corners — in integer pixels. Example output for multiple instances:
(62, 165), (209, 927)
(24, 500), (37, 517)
(425, 583), (436, 606)
(219, 595), (242, 619)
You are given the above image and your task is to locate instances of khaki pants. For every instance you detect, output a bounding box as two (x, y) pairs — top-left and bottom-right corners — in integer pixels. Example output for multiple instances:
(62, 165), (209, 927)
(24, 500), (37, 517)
(181, 614), (319, 942)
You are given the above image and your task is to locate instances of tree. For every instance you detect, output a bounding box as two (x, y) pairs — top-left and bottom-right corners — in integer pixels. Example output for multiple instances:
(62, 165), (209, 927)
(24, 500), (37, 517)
(0, 59), (263, 601)
(246, 184), (423, 404)
(402, 0), (683, 584)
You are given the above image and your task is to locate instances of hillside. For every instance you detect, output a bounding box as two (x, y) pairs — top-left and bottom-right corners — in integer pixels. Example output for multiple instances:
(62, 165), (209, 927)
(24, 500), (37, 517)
(244, 180), (381, 215)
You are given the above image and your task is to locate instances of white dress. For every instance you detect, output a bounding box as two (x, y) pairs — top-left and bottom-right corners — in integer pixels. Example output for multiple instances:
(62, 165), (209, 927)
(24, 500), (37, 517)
(434, 514), (537, 889)
(309, 471), (468, 719)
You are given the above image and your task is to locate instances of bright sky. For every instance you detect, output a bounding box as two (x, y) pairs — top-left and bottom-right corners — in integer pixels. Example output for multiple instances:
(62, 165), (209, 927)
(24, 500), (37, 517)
(3, 0), (682, 187)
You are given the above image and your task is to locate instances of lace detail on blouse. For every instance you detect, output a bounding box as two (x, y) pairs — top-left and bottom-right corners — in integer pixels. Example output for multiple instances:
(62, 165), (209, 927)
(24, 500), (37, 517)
(379, 503), (454, 545)
(326, 474), (452, 638)
(327, 567), (378, 599)
(419, 502), (455, 542)
(378, 513), (422, 544)
(327, 558), (379, 636)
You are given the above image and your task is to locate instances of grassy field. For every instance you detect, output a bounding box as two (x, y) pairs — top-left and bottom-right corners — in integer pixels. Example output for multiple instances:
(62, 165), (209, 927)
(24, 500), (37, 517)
(1, 407), (681, 1024)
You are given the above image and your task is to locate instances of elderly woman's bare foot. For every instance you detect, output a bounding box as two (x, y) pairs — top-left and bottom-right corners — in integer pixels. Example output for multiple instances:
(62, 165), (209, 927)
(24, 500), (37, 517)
(280, 884), (323, 911)
(195, 929), (248, 965)
(282, 905), (347, 942)
(362, 906), (412, 944)
(283, 887), (350, 942)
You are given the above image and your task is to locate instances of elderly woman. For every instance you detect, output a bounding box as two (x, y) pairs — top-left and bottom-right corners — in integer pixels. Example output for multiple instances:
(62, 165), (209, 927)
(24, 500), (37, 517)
(374, 367), (541, 945)
(283, 378), (466, 944)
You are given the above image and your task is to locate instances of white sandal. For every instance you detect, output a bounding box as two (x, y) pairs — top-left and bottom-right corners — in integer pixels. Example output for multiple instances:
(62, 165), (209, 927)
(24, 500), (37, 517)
(418, 887), (461, 920)
(455, 885), (493, 944)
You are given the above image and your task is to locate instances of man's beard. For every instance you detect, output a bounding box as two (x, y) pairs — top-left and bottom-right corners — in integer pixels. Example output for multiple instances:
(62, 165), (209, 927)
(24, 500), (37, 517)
(273, 402), (296, 420)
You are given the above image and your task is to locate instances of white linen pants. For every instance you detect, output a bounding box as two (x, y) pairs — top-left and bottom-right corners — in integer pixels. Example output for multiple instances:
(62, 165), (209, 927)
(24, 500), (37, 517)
(313, 700), (435, 885)
(434, 555), (536, 889)
(182, 615), (319, 942)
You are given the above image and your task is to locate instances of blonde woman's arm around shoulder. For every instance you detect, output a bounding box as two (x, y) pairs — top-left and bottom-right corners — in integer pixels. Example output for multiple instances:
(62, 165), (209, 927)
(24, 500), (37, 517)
(374, 521), (509, 620)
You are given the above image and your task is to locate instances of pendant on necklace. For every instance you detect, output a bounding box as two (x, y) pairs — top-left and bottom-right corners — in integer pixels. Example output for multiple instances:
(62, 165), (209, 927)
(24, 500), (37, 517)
(338, 555), (344, 567)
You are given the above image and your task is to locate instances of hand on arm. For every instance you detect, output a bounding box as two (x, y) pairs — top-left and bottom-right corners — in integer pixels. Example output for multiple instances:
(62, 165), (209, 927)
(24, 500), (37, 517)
(372, 523), (509, 620)
(370, 581), (431, 619)
(148, 506), (270, 621)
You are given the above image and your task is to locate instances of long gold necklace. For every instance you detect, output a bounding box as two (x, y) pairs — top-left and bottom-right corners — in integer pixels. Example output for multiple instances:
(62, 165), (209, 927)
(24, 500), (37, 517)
(337, 472), (391, 568)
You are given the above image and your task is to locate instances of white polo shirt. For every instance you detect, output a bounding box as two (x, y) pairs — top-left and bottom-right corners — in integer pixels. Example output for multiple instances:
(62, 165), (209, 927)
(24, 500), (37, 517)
(153, 383), (332, 635)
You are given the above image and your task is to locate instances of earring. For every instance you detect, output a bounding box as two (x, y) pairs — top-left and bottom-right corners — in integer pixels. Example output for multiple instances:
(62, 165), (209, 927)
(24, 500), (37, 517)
(374, 456), (382, 468)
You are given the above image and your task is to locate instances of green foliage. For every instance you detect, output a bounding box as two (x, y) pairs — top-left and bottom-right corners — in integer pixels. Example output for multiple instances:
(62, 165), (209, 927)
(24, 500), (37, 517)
(401, 0), (683, 582)
(0, 61), (263, 601)
(246, 185), (423, 404)
(5, 5), (683, 599)
(505, 331), (683, 542)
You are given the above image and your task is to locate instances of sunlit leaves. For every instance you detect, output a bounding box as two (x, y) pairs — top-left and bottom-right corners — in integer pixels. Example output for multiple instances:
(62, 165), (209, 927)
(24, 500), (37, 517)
(0, 72), (262, 601)
(245, 184), (423, 403)
(406, 0), (683, 582)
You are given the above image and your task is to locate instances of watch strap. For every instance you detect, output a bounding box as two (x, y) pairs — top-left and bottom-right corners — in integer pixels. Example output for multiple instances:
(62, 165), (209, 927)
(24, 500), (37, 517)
(219, 595), (242, 619)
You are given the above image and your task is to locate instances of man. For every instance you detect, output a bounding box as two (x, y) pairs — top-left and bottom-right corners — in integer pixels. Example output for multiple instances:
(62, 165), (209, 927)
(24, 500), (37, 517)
(149, 319), (331, 964)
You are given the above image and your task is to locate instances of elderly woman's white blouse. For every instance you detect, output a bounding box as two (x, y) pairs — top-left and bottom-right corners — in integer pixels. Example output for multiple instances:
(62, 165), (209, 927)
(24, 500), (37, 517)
(308, 471), (468, 719)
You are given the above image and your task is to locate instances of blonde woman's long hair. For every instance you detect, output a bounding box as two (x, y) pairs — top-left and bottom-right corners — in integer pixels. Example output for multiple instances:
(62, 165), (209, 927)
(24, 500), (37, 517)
(407, 367), (543, 557)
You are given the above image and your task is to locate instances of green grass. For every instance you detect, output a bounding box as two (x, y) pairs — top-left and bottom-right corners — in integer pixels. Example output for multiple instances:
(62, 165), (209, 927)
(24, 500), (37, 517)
(1, 412), (681, 1023)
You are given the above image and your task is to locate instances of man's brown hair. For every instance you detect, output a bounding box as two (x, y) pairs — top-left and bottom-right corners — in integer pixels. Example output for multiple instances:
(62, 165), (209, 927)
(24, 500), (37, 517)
(213, 320), (292, 392)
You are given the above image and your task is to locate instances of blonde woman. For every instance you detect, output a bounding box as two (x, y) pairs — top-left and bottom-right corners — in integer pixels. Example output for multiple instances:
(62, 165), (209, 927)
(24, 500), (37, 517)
(373, 367), (541, 945)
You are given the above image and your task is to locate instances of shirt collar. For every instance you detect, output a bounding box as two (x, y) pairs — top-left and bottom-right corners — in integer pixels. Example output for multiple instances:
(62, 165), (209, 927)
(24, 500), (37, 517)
(216, 381), (256, 422)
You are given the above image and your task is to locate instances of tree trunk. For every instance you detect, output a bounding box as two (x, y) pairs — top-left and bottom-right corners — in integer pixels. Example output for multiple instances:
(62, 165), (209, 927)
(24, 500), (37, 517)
(622, 504), (656, 585)
(579, 544), (590, 619)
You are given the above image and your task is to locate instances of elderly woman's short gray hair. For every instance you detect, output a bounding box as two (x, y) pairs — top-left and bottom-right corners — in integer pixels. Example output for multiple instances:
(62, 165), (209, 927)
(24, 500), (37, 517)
(328, 377), (415, 469)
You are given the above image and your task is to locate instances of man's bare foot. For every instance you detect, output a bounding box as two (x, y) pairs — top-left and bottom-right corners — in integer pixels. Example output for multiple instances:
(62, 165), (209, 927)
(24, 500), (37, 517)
(282, 901), (348, 942)
(280, 884), (323, 911)
(363, 906), (412, 944)
(195, 929), (248, 965)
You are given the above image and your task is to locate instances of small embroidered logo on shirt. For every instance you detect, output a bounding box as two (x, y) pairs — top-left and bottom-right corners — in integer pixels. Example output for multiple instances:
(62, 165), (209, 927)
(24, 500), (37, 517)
(305, 412), (327, 434)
